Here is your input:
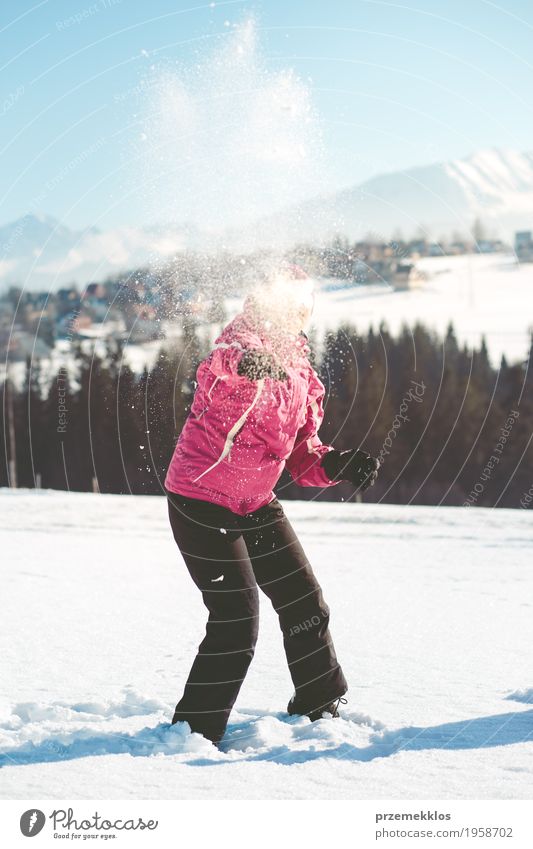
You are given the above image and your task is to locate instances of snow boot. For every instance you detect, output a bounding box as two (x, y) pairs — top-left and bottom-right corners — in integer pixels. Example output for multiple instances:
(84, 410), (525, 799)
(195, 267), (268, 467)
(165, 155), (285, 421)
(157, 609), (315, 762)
(287, 694), (347, 722)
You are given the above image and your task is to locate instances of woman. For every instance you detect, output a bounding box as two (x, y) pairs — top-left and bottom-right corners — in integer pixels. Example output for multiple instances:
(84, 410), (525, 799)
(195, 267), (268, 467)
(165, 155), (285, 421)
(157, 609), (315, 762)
(164, 265), (379, 744)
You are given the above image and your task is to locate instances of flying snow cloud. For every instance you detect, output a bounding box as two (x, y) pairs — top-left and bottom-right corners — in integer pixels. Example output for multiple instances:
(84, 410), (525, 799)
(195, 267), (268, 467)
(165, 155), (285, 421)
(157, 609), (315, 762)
(137, 18), (330, 242)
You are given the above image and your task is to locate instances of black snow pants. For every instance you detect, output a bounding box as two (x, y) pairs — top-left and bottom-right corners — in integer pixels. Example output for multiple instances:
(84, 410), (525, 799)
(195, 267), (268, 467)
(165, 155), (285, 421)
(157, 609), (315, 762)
(166, 490), (348, 743)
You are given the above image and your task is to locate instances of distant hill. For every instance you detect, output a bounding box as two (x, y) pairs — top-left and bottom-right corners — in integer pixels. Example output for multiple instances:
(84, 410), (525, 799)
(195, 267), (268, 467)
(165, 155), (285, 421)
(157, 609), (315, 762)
(2, 148), (532, 291)
(246, 148), (533, 247)
(0, 214), (205, 292)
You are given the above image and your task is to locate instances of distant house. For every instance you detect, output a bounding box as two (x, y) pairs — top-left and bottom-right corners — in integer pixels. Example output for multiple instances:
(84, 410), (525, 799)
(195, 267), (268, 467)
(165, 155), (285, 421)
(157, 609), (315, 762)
(123, 315), (162, 344)
(56, 287), (81, 318)
(56, 310), (93, 339)
(84, 283), (106, 299)
(476, 239), (507, 254)
(389, 262), (425, 291)
(449, 241), (468, 255)
(407, 239), (428, 257)
(57, 287), (80, 303)
(515, 231), (533, 262)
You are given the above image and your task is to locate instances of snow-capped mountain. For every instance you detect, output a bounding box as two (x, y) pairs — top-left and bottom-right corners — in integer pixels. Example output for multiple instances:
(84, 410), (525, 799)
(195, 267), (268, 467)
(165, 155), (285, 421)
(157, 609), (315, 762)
(1, 148), (532, 291)
(361, 147), (533, 236)
(248, 148), (533, 246)
(0, 214), (205, 292)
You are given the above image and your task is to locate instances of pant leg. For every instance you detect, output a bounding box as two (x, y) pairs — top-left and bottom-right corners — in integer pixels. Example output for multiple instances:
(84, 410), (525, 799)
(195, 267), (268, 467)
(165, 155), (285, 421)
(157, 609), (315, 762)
(241, 499), (347, 711)
(167, 492), (259, 743)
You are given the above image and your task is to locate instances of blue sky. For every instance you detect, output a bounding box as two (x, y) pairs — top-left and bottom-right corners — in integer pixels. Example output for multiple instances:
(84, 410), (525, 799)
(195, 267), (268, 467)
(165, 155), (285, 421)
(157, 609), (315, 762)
(1, 0), (533, 230)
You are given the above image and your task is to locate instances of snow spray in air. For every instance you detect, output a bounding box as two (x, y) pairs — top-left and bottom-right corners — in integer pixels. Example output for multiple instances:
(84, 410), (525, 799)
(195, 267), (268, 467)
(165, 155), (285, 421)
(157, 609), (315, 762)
(137, 17), (328, 252)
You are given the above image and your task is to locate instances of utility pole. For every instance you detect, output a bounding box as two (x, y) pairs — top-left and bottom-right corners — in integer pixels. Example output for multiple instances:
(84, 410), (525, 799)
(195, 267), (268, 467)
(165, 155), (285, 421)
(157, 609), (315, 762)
(6, 366), (17, 488)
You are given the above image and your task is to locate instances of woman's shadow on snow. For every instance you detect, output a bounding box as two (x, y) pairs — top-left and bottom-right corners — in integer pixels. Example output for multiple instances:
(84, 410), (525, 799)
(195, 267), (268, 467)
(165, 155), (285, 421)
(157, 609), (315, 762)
(1, 700), (531, 768)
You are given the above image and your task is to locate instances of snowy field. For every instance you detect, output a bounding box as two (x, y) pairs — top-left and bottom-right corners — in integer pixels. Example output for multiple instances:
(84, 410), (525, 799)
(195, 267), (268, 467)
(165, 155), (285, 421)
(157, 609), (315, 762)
(308, 252), (533, 366)
(1, 489), (532, 800)
(199, 251), (533, 369)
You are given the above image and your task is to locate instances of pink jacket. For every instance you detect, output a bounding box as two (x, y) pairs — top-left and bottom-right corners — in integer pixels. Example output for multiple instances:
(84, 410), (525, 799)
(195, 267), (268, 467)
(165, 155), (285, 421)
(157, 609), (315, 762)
(164, 305), (338, 515)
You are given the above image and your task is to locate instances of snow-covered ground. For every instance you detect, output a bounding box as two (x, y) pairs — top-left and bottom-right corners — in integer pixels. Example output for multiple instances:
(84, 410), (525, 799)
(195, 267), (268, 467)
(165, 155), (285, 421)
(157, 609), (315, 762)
(1, 489), (532, 799)
(308, 252), (533, 366)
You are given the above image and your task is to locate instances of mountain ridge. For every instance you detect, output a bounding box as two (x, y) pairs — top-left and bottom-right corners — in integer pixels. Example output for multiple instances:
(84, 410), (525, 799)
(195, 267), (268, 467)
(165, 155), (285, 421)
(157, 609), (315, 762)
(1, 147), (532, 291)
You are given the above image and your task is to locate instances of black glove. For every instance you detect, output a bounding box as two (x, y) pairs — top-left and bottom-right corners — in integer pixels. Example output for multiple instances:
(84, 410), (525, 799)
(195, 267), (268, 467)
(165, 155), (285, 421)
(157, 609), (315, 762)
(237, 350), (287, 381)
(321, 448), (380, 491)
